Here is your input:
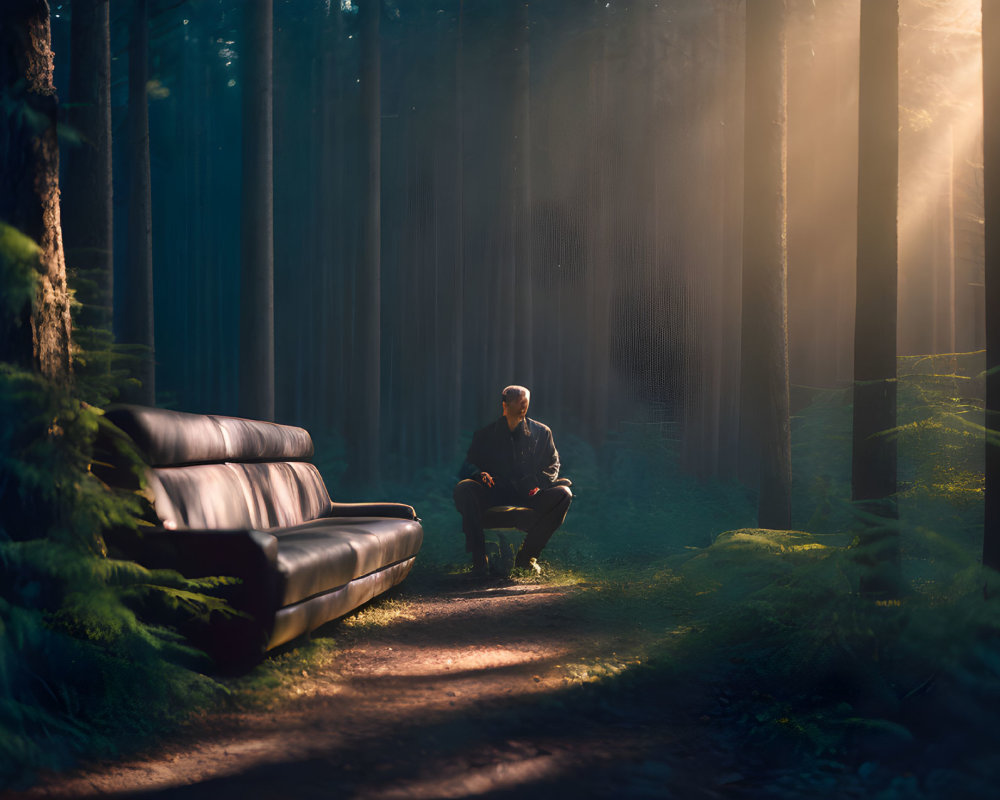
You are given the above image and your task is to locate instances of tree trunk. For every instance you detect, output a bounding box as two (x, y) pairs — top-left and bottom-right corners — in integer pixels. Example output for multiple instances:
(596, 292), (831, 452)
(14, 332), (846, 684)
(239, 0), (275, 421)
(583, 14), (612, 447)
(0, 0), (73, 380)
(333, 4), (350, 435)
(357, 0), (381, 485)
(122, 0), (154, 403)
(983, 0), (1000, 573)
(450, 0), (465, 457)
(718, 0), (745, 480)
(512, 1), (533, 387)
(852, 0), (899, 594)
(63, 0), (112, 343)
(318, 4), (342, 433)
(739, 0), (791, 529)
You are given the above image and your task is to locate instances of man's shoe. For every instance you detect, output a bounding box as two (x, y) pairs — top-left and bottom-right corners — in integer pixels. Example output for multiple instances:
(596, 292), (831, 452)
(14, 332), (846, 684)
(514, 552), (542, 575)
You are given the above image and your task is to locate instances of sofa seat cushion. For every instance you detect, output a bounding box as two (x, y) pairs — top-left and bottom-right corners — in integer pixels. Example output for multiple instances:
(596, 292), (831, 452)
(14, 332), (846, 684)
(272, 516), (424, 606)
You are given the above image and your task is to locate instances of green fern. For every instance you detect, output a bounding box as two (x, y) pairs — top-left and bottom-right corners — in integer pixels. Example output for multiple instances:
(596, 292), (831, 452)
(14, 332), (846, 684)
(0, 363), (231, 786)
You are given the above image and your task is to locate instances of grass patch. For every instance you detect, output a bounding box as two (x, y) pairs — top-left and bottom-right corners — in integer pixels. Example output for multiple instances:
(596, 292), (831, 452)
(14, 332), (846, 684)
(223, 640), (344, 711)
(340, 597), (417, 630)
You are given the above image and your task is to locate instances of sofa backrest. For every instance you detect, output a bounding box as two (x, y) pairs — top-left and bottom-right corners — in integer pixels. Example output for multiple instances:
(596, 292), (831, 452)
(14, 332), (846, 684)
(106, 405), (333, 531)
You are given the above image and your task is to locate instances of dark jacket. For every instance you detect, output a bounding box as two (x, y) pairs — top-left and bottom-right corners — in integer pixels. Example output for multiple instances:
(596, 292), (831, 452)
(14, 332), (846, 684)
(461, 417), (561, 500)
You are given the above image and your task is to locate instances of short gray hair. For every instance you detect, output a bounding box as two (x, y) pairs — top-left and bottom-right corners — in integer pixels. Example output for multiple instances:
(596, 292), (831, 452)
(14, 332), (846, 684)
(501, 385), (531, 405)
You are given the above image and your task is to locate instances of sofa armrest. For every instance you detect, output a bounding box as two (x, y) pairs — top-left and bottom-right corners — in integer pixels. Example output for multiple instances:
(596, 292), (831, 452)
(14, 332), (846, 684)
(103, 526), (278, 626)
(327, 501), (418, 521)
(105, 527), (278, 574)
(104, 526), (280, 668)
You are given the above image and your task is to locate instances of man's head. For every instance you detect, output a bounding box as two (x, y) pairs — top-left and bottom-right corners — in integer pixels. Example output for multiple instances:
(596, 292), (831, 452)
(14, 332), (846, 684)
(501, 385), (530, 430)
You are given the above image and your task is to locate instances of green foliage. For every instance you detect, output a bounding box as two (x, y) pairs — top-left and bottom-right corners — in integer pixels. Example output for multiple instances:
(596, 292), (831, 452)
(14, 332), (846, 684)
(792, 352), (986, 548)
(0, 222), (40, 324)
(656, 527), (1000, 783)
(0, 366), (224, 787)
(69, 326), (142, 410)
(638, 360), (999, 790)
(893, 353), (985, 559)
(791, 386), (855, 533)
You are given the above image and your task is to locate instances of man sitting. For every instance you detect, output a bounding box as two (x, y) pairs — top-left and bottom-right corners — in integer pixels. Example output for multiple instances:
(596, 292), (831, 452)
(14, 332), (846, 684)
(453, 385), (573, 575)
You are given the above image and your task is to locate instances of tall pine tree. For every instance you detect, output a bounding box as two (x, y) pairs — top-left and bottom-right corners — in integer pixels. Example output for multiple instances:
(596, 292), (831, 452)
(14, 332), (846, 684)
(122, 0), (154, 403)
(0, 0), (72, 380)
(239, 0), (275, 421)
(356, 0), (382, 485)
(739, 0), (792, 530)
(63, 0), (112, 350)
(852, 0), (899, 595)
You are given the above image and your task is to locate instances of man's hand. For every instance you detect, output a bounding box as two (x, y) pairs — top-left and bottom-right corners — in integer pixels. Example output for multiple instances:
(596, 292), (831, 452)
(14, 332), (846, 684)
(480, 472), (494, 487)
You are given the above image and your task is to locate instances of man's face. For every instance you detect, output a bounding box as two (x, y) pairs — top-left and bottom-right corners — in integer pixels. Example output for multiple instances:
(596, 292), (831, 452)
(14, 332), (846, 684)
(503, 395), (530, 426)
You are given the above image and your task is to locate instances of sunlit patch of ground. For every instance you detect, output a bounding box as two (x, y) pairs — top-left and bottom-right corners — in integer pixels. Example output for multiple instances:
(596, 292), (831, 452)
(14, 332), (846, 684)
(12, 578), (687, 799)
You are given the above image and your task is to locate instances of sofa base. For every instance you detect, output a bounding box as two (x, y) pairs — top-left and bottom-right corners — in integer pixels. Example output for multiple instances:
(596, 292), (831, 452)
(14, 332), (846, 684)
(267, 556), (417, 650)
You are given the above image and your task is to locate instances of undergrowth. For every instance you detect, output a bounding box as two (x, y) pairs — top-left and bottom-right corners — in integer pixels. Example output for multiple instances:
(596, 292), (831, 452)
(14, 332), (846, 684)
(3, 311), (997, 799)
(0, 368), (225, 787)
(374, 356), (998, 797)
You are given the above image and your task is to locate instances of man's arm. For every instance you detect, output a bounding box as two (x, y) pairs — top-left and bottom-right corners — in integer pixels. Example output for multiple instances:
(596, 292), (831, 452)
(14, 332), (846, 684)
(538, 428), (560, 486)
(459, 427), (493, 485)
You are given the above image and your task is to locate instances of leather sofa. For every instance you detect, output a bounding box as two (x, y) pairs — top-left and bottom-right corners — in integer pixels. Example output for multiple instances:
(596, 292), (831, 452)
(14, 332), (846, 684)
(99, 404), (423, 668)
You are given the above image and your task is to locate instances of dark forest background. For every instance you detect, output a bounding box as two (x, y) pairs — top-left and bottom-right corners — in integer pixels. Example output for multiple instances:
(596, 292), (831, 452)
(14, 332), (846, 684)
(5, 0), (1000, 794)
(47, 0), (984, 491)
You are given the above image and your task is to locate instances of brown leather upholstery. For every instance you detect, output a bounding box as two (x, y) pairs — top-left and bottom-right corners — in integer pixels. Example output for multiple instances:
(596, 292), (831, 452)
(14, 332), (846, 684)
(273, 516), (424, 606)
(101, 404), (422, 668)
(269, 558), (415, 649)
(149, 461), (333, 530)
(106, 404), (315, 466)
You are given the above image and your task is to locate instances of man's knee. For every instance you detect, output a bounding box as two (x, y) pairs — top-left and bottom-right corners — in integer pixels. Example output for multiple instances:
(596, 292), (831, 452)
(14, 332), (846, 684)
(532, 485), (572, 527)
(549, 484), (573, 512)
(453, 478), (483, 510)
(556, 484), (572, 504)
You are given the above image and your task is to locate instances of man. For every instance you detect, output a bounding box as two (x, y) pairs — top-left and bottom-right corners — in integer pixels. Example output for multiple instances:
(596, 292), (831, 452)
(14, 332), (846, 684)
(453, 385), (572, 575)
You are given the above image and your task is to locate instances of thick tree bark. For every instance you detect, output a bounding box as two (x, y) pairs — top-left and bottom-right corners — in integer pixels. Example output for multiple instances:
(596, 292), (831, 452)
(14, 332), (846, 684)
(358, 0), (381, 485)
(63, 0), (112, 339)
(122, 0), (154, 403)
(739, 0), (791, 529)
(984, 0), (1000, 573)
(852, 1), (899, 593)
(0, 0), (72, 380)
(239, 0), (275, 421)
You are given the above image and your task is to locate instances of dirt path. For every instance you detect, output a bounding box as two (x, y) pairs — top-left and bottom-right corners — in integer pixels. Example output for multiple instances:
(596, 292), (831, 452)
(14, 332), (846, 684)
(12, 577), (732, 799)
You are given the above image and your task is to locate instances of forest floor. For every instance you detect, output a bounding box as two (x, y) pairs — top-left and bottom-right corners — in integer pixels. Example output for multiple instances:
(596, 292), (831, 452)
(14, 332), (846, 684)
(7, 564), (916, 800)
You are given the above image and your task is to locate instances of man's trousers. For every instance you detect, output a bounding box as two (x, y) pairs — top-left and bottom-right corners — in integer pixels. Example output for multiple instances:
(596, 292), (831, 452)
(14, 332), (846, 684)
(452, 479), (573, 560)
